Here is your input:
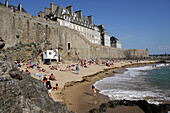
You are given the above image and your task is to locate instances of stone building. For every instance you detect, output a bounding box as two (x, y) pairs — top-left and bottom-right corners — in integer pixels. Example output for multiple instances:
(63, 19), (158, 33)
(97, 24), (111, 47)
(38, 4), (101, 45)
(0, 1), (148, 61)
(38, 3), (117, 47)
(110, 36), (122, 48)
(0, 0), (26, 12)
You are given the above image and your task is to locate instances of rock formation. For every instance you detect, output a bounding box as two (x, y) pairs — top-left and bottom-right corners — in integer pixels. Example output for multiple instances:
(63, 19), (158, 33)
(0, 40), (71, 112)
(89, 100), (170, 113)
(0, 37), (5, 49)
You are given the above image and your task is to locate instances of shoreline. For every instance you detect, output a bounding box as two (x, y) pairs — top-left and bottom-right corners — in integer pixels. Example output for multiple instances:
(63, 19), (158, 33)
(62, 62), (158, 113)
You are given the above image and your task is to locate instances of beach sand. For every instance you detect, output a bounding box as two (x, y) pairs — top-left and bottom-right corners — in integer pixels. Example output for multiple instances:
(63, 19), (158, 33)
(20, 60), (156, 112)
(63, 63), (152, 113)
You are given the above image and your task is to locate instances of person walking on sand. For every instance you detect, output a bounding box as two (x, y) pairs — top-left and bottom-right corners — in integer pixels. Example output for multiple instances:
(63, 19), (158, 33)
(43, 77), (52, 97)
(76, 64), (79, 74)
(92, 86), (97, 97)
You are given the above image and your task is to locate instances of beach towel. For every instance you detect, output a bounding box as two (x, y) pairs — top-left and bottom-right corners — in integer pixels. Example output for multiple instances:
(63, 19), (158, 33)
(35, 73), (43, 77)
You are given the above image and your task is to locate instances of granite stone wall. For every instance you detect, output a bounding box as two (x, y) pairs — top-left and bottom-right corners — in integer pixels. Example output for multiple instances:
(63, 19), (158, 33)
(0, 5), (148, 61)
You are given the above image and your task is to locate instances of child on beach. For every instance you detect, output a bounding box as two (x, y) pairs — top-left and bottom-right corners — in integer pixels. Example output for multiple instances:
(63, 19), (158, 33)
(92, 86), (97, 97)
(53, 83), (59, 90)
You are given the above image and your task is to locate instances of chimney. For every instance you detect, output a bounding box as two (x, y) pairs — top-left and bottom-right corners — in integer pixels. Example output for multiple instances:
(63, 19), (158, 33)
(66, 5), (73, 15)
(45, 7), (51, 15)
(51, 3), (56, 13)
(18, 3), (22, 11)
(5, 0), (8, 7)
(75, 10), (82, 19)
(38, 11), (45, 18)
(88, 15), (93, 23)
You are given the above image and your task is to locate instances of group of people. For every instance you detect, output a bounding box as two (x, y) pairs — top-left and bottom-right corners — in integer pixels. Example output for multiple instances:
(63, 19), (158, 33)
(15, 59), (102, 98)
(42, 74), (59, 97)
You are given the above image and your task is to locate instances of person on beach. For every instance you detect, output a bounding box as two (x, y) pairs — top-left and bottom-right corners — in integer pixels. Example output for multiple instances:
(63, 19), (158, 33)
(76, 64), (79, 74)
(53, 83), (59, 90)
(49, 73), (56, 80)
(92, 86), (97, 97)
(43, 77), (52, 97)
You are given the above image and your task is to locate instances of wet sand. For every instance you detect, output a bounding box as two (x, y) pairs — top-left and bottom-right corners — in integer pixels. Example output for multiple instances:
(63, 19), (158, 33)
(63, 63), (154, 113)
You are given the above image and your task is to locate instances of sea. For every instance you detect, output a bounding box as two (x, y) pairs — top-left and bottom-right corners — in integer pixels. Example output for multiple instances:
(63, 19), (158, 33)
(94, 62), (170, 105)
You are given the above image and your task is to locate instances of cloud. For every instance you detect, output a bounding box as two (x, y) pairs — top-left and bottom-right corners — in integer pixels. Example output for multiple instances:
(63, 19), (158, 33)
(119, 35), (132, 40)
(149, 45), (170, 54)
(157, 45), (170, 50)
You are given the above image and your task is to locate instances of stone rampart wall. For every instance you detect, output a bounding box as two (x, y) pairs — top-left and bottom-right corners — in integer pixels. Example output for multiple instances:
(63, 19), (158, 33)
(0, 5), (148, 61)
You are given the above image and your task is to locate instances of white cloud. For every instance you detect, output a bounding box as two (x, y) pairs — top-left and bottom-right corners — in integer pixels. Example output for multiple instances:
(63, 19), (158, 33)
(157, 45), (170, 50)
(149, 45), (170, 54)
(119, 35), (132, 40)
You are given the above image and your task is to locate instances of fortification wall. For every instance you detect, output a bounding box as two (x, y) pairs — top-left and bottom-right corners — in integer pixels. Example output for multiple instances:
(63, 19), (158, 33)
(0, 5), (148, 61)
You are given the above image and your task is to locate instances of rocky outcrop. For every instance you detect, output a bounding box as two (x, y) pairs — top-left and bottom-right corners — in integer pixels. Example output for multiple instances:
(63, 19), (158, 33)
(0, 47), (71, 112)
(89, 100), (170, 113)
(0, 37), (5, 49)
(4, 39), (52, 62)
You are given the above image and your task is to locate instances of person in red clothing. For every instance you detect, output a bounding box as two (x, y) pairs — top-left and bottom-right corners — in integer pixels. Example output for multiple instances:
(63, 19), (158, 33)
(49, 73), (56, 81)
(26, 69), (31, 74)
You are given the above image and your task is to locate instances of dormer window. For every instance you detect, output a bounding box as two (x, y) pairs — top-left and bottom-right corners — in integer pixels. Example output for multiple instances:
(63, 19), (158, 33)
(62, 9), (65, 14)
(66, 10), (69, 14)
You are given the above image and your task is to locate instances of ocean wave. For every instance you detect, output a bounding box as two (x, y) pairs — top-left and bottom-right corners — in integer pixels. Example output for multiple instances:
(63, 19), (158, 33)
(98, 89), (165, 105)
(94, 64), (170, 105)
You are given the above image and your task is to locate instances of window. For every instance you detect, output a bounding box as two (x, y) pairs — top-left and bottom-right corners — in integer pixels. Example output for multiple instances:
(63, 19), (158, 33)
(68, 43), (71, 50)
(60, 20), (62, 25)
(49, 52), (52, 55)
(16, 35), (20, 39)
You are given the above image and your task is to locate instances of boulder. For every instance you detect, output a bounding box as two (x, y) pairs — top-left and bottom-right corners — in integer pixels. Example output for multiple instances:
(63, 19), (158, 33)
(0, 51), (72, 113)
(0, 37), (5, 49)
(90, 100), (170, 113)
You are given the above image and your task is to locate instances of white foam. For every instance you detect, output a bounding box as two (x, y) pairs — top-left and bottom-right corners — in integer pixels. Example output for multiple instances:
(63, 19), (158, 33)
(126, 63), (166, 71)
(98, 89), (165, 104)
(94, 64), (169, 105)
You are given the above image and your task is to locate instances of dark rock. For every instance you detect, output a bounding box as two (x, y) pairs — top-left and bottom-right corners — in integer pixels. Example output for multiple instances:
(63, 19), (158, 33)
(89, 109), (99, 113)
(108, 101), (116, 108)
(136, 100), (152, 113)
(99, 103), (109, 112)
(0, 51), (72, 113)
(90, 100), (170, 113)
(0, 37), (5, 49)
(9, 68), (23, 80)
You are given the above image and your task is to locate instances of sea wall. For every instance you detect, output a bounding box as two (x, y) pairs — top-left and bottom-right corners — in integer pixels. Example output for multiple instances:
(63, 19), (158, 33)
(0, 5), (148, 61)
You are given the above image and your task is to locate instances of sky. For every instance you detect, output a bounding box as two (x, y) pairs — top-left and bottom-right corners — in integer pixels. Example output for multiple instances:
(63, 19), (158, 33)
(1, 0), (170, 54)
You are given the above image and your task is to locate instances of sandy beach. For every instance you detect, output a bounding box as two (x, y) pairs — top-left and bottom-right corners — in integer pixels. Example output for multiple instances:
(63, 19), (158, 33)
(19, 60), (157, 112)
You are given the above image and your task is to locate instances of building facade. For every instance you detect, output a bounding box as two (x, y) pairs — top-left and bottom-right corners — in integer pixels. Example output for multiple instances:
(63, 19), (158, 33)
(38, 4), (101, 45)
(38, 3), (121, 48)
(110, 36), (122, 48)
(0, 1), (149, 61)
(97, 24), (111, 46)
